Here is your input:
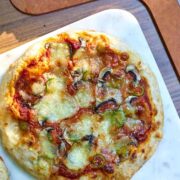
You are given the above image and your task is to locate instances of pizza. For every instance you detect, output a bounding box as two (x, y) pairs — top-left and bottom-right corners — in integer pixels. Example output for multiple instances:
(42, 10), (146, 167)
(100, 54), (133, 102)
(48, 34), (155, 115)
(0, 31), (163, 179)
(0, 157), (9, 180)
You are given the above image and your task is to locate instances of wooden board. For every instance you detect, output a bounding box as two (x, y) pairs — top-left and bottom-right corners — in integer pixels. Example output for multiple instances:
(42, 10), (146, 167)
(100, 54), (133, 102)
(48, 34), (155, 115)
(10, 0), (92, 15)
(142, 0), (180, 76)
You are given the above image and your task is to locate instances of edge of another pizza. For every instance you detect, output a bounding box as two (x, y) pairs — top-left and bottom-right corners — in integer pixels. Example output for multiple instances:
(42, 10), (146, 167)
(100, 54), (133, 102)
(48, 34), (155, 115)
(0, 157), (9, 180)
(0, 31), (163, 179)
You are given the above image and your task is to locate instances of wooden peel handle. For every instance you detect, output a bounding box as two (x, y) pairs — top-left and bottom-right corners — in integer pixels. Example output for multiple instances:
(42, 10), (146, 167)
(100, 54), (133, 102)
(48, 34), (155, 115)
(10, 0), (92, 15)
(142, 0), (180, 76)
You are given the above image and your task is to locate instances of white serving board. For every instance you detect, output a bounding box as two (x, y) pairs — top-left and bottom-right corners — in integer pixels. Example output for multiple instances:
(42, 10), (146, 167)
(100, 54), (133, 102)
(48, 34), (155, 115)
(0, 9), (180, 180)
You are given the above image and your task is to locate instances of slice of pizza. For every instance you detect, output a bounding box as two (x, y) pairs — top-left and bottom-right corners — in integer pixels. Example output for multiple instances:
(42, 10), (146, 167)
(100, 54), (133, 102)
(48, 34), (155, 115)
(0, 31), (163, 179)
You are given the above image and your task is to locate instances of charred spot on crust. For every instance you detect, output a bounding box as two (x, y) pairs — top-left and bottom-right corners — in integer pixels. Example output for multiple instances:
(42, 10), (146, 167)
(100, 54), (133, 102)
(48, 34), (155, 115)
(4, 123), (8, 126)
(155, 132), (162, 139)
(153, 108), (158, 116)
(151, 121), (161, 131)
(141, 149), (145, 153)
(156, 121), (161, 127)
(120, 52), (129, 61)
(144, 155), (148, 160)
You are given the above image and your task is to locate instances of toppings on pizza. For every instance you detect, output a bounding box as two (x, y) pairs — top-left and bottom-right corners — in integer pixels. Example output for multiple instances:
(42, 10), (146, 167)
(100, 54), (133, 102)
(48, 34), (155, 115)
(1, 31), (162, 179)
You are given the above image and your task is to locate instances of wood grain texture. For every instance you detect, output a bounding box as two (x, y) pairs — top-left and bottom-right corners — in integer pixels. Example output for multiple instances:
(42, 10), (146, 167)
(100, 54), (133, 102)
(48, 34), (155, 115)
(0, 0), (179, 115)
(142, 0), (180, 76)
(10, 0), (92, 15)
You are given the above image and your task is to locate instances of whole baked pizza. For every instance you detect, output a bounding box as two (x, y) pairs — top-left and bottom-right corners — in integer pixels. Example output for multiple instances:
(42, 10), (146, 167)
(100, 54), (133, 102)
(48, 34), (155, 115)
(0, 31), (163, 179)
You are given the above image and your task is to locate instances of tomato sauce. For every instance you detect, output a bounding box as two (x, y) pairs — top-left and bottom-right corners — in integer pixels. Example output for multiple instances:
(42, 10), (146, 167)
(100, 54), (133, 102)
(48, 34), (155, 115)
(65, 38), (81, 50)
(65, 108), (93, 124)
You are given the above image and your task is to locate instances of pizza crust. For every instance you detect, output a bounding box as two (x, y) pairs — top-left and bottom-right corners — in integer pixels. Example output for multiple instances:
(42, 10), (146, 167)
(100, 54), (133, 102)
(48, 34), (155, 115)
(0, 30), (163, 179)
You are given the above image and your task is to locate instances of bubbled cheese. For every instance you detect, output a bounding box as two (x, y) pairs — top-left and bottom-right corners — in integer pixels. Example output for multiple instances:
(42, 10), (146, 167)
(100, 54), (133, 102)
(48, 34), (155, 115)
(34, 93), (78, 122)
(72, 115), (93, 138)
(31, 81), (45, 95)
(97, 119), (112, 148)
(34, 74), (78, 122)
(75, 82), (94, 108)
(49, 43), (70, 67)
(66, 145), (89, 170)
(45, 74), (65, 93)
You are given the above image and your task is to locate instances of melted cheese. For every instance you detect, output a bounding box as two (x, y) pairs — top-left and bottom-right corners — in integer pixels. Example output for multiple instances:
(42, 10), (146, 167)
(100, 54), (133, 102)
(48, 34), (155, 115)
(34, 74), (78, 122)
(72, 115), (93, 138)
(34, 94), (78, 122)
(49, 43), (70, 67)
(64, 113), (113, 170)
(75, 82), (94, 108)
(73, 48), (88, 61)
(35, 158), (50, 176)
(96, 87), (122, 105)
(44, 74), (65, 93)
(39, 130), (56, 159)
(73, 58), (90, 73)
(69, 113), (112, 153)
(66, 145), (89, 170)
(97, 120), (112, 148)
(31, 81), (45, 95)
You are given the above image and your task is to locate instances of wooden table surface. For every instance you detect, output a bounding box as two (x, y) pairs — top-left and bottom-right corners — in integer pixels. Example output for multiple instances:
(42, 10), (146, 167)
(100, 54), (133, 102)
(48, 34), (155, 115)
(0, 0), (180, 115)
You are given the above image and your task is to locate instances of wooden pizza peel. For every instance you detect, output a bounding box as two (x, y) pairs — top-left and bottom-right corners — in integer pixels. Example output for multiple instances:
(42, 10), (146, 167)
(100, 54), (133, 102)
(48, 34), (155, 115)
(141, 0), (180, 77)
(10, 0), (93, 15)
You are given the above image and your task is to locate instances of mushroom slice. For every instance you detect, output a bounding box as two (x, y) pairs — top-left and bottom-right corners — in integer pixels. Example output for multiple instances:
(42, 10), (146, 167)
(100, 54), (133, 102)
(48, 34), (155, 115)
(123, 96), (138, 117)
(97, 67), (112, 88)
(99, 67), (112, 80)
(82, 134), (95, 144)
(79, 37), (86, 48)
(71, 70), (83, 87)
(126, 65), (141, 84)
(95, 98), (118, 113)
(125, 96), (137, 107)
